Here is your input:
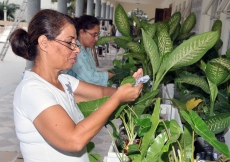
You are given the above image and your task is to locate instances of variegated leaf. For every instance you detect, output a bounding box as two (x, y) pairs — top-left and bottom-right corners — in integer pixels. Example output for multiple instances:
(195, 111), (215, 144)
(156, 22), (169, 32)
(117, 52), (146, 61)
(95, 36), (116, 46)
(212, 19), (222, 39)
(205, 62), (228, 85)
(141, 29), (161, 78)
(165, 31), (219, 71)
(115, 4), (130, 37)
(181, 13), (196, 34)
(126, 42), (145, 53)
(204, 114), (230, 134)
(132, 13), (141, 29)
(171, 24), (181, 42)
(177, 74), (210, 94)
(157, 28), (173, 57)
(168, 12), (181, 35)
(209, 57), (230, 72)
(114, 37), (130, 49)
(177, 32), (195, 41)
(145, 23), (157, 38)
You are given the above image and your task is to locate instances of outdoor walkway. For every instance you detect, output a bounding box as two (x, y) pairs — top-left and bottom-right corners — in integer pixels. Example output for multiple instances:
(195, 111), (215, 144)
(0, 43), (121, 162)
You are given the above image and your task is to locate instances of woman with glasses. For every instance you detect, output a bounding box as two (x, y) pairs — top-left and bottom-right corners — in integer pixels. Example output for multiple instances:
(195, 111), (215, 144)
(66, 15), (115, 86)
(9, 9), (143, 162)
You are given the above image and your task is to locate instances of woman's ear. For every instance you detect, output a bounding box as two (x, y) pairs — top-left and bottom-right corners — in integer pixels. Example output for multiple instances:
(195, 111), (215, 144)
(38, 35), (48, 52)
(79, 29), (85, 37)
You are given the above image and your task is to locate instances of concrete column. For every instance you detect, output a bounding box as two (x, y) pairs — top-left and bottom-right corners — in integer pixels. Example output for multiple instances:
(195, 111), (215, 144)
(95, 0), (101, 18)
(101, 0), (106, 18)
(198, 0), (211, 34)
(26, 0), (41, 70)
(3, 7), (7, 27)
(105, 1), (110, 19)
(105, 1), (110, 30)
(87, 0), (94, 15)
(110, 4), (114, 20)
(75, 0), (84, 17)
(57, 0), (67, 14)
(220, 12), (228, 55)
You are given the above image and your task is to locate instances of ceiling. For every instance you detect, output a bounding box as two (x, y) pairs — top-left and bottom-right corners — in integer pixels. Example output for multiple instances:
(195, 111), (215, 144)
(114, 0), (169, 5)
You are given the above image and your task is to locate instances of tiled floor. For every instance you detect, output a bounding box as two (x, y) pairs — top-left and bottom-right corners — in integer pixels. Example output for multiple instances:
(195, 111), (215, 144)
(0, 44), (122, 161)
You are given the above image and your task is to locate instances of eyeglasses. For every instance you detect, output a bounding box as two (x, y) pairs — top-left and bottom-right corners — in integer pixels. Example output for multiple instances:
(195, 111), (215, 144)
(54, 39), (80, 50)
(85, 31), (100, 38)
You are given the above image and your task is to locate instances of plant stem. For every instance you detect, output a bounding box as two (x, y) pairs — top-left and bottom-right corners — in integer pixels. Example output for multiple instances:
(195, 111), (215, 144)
(105, 127), (124, 162)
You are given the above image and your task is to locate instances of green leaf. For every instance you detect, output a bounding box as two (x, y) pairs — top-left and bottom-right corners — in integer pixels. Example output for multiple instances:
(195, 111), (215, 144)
(162, 120), (182, 152)
(120, 76), (136, 86)
(141, 98), (161, 158)
(146, 131), (168, 161)
(180, 110), (230, 158)
(168, 12), (181, 35)
(117, 52), (146, 61)
(209, 57), (230, 72)
(145, 23), (157, 38)
(157, 28), (173, 57)
(165, 31), (219, 71)
(78, 96), (110, 117)
(126, 42), (145, 53)
(206, 62), (228, 85)
(86, 142), (95, 153)
(134, 114), (151, 127)
(87, 142), (101, 162)
(177, 72), (210, 94)
(132, 13), (141, 29)
(156, 22), (169, 32)
(142, 29), (161, 78)
(114, 37), (130, 49)
(177, 32), (195, 41)
(181, 13), (196, 34)
(88, 154), (101, 162)
(204, 114), (230, 134)
(212, 19), (222, 39)
(115, 4), (130, 37)
(135, 89), (160, 105)
(132, 104), (147, 117)
(180, 123), (194, 161)
(95, 36), (116, 46)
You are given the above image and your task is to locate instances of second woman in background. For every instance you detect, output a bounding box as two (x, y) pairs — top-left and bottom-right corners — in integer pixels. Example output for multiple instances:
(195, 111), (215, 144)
(66, 15), (115, 86)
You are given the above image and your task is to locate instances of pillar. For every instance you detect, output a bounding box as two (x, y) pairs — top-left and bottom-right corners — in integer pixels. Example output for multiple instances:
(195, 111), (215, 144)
(87, 0), (94, 15)
(3, 7), (7, 27)
(220, 12), (228, 55)
(105, 1), (110, 19)
(57, 0), (67, 14)
(110, 4), (114, 20)
(75, 0), (84, 17)
(95, 0), (101, 18)
(26, 0), (41, 70)
(101, 0), (106, 18)
(105, 1), (110, 30)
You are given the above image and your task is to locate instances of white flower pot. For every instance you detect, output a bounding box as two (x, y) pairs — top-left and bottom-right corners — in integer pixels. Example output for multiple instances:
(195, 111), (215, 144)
(103, 143), (129, 162)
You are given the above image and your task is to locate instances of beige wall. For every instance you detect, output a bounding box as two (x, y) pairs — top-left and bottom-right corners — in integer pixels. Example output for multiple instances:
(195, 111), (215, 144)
(112, 2), (167, 21)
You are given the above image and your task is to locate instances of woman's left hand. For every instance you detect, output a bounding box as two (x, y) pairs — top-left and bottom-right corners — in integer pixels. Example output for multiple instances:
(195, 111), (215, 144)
(132, 68), (143, 81)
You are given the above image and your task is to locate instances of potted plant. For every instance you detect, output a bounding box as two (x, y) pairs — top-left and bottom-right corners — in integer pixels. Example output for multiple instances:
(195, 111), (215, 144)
(78, 4), (230, 162)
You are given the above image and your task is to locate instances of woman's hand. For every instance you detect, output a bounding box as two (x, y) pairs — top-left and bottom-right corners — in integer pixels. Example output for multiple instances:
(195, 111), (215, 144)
(113, 68), (143, 103)
(132, 68), (143, 81)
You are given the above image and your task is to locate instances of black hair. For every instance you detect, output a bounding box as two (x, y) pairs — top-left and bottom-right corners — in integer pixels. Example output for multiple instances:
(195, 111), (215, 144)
(9, 9), (75, 61)
(75, 15), (100, 37)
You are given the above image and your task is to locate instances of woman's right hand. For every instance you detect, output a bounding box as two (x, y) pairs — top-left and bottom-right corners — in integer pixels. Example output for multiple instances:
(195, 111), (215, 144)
(114, 82), (143, 103)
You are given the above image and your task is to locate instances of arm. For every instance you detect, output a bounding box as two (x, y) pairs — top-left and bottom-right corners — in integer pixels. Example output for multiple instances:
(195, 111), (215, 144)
(108, 72), (115, 79)
(33, 69), (143, 152)
(33, 82), (142, 152)
(74, 80), (116, 103)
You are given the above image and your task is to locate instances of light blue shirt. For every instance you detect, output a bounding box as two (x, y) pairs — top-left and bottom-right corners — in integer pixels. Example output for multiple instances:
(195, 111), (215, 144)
(66, 41), (108, 86)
